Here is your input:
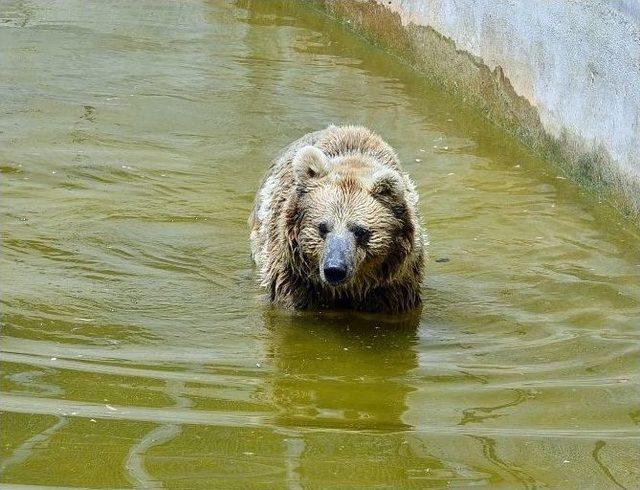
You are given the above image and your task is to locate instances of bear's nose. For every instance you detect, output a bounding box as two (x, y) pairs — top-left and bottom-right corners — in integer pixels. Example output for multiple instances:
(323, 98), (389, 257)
(324, 264), (348, 284)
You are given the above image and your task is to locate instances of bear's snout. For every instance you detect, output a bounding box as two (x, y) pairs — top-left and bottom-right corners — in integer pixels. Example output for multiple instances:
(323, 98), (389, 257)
(321, 232), (355, 286)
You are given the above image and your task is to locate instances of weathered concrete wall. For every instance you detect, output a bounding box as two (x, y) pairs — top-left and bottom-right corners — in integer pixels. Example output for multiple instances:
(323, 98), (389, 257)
(308, 0), (640, 220)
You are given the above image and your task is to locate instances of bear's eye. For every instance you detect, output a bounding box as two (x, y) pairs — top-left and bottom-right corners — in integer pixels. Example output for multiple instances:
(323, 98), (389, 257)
(349, 224), (371, 245)
(317, 221), (330, 238)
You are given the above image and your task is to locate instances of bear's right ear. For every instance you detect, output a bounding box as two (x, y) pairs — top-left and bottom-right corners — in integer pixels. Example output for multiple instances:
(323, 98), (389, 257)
(293, 146), (330, 182)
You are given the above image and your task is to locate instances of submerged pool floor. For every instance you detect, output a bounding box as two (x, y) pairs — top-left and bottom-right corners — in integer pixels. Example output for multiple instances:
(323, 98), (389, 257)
(1, 0), (639, 487)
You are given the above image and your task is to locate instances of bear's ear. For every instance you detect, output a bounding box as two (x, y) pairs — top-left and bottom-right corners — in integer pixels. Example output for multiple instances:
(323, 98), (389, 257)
(370, 168), (403, 200)
(293, 146), (330, 182)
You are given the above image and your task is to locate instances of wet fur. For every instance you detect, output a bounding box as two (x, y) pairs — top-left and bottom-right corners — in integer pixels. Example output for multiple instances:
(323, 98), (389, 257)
(249, 125), (426, 313)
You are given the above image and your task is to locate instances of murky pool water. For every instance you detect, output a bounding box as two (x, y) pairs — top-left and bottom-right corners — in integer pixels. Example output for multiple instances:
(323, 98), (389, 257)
(1, 1), (639, 488)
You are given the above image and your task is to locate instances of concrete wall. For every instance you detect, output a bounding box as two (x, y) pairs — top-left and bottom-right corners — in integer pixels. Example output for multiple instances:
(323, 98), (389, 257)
(309, 0), (640, 220)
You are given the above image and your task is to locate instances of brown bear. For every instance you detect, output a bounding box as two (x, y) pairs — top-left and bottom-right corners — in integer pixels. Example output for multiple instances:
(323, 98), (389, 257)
(249, 125), (426, 313)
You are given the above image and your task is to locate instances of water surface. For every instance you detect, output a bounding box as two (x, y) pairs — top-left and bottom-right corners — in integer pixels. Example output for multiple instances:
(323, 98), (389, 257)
(1, 0), (639, 488)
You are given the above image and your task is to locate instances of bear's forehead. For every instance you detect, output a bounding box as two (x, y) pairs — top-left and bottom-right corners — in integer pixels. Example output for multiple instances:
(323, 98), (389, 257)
(330, 157), (377, 181)
(333, 154), (376, 170)
(326, 171), (371, 193)
(319, 176), (374, 201)
(319, 154), (383, 193)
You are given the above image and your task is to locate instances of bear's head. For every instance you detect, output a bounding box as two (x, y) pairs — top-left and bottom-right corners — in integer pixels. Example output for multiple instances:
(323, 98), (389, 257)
(289, 145), (418, 289)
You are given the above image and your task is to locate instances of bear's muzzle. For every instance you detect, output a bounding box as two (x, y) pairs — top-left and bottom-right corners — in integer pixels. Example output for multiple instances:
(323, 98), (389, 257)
(321, 231), (355, 286)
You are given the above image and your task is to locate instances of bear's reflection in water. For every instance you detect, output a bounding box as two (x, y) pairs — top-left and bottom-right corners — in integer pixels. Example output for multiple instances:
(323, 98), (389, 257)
(263, 309), (420, 431)
(258, 310), (472, 486)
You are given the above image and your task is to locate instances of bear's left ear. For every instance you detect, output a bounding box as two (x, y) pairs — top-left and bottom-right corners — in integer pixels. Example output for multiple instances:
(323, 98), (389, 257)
(293, 146), (331, 182)
(370, 168), (403, 200)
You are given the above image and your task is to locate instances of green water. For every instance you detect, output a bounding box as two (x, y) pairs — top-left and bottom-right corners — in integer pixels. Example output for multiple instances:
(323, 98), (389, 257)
(1, 1), (639, 488)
